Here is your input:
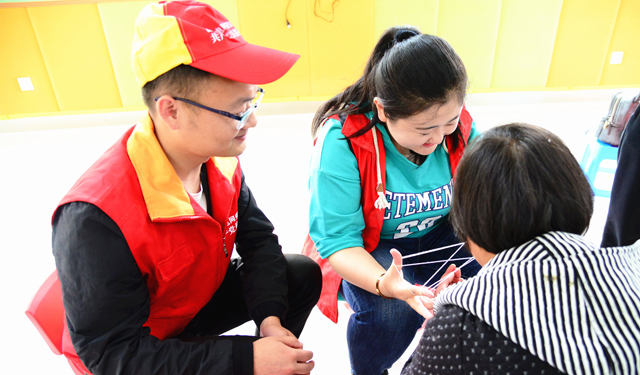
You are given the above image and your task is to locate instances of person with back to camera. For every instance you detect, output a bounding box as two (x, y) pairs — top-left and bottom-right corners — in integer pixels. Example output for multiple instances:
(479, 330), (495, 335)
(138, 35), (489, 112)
(402, 123), (640, 375)
(51, 1), (322, 374)
(602, 105), (640, 248)
(302, 26), (482, 375)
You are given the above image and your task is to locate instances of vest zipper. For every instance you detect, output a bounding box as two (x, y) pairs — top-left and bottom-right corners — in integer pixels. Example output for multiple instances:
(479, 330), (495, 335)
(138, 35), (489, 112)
(222, 235), (229, 257)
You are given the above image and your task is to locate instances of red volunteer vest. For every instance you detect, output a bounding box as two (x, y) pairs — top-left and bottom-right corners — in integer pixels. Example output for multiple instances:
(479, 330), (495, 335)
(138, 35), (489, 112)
(54, 116), (242, 373)
(302, 107), (473, 323)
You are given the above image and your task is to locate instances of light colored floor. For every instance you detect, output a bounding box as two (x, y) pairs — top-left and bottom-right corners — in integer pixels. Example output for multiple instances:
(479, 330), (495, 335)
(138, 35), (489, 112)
(0, 89), (622, 374)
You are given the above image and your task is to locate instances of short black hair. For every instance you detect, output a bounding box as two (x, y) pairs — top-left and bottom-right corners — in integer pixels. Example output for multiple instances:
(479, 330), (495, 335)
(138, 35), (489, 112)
(450, 123), (594, 254)
(141, 64), (215, 112)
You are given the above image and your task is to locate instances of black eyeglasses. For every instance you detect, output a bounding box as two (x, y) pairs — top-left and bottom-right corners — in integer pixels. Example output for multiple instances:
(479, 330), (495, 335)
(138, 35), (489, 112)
(155, 87), (265, 130)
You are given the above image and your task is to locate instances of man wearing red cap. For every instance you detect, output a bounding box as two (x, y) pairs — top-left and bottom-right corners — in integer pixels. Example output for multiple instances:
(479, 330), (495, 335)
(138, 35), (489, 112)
(51, 1), (321, 374)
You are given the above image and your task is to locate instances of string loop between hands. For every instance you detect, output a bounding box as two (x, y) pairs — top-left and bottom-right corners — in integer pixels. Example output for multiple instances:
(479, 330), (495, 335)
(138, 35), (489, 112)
(421, 243), (465, 288)
(393, 242), (475, 295)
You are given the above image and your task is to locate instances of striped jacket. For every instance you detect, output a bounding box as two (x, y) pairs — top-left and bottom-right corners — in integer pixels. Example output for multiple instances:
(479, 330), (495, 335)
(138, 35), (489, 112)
(435, 231), (640, 375)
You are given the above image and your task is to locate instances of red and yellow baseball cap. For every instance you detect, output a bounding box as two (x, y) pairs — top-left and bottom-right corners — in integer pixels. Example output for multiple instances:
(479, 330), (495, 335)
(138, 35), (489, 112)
(132, 0), (300, 87)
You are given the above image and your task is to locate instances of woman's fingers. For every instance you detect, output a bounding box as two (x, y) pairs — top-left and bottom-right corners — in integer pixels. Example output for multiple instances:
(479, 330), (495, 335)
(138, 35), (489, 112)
(406, 296), (435, 320)
(408, 284), (434, 298)
(379, 248), (467, 323)
(389, 248), (403, 275)
(383, 249), (463, 312)
(379, 249), (408, 299)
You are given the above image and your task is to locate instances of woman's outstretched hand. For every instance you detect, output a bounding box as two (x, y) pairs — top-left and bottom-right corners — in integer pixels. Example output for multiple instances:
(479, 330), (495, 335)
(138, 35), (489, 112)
(378, 250), (463, 320)
(378, 249), (434, 319)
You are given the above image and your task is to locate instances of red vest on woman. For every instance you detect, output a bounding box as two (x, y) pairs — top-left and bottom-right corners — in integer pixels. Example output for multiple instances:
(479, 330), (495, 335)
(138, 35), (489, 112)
(54, 115), (242, 373)
(302, 107), (473, 323)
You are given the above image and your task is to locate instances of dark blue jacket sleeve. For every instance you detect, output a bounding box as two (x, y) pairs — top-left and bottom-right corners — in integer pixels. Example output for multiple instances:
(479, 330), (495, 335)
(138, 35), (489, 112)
(602, 106), (640, 247)
(233, 173), (288, 326)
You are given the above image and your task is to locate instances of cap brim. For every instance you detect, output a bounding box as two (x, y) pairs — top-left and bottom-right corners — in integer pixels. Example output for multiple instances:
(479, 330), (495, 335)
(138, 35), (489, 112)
(190, 43), (300, 84)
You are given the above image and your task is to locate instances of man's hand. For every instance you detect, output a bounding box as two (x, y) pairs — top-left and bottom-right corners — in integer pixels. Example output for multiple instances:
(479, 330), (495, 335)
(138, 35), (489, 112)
(253, 336), (314, 375)
(259, 316), (295, 338)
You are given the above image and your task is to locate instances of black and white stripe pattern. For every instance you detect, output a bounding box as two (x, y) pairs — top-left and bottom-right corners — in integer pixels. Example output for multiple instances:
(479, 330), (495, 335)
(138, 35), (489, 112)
(435, 232), (640, 375)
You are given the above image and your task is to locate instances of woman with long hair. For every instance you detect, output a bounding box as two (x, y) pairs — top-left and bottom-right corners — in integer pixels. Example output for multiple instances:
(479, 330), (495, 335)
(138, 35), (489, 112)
(303, 27), (481, 374)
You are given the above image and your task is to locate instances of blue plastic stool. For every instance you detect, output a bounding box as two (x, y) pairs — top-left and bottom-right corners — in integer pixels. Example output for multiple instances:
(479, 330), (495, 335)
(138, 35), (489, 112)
(580, 138), (618, 198)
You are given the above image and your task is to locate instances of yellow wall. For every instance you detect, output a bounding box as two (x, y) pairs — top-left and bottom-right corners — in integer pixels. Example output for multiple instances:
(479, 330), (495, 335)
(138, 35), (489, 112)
(438, 0), (502, 90)
(307, 0), (374, 97)
(374, 0), (439, 37)
(237, 0), (311, 99)
(491, 0), (563, 89)
(600, 0), (640, 86)
(546, 0), (621, 87)
(0, 7), (59, 115)
(97, 1), (149, 107)
(27, 4), (123, 111)
(1, 0), (639, 118)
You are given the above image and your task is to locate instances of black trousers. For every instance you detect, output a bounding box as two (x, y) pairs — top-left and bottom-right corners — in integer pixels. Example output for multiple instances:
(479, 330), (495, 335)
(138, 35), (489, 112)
(179, 254), (321, 340)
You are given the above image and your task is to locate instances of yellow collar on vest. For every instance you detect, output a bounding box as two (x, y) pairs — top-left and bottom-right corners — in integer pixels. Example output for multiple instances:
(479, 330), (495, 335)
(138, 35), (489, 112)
(126, 113), (243, 221)
(127, 114), (195, 220)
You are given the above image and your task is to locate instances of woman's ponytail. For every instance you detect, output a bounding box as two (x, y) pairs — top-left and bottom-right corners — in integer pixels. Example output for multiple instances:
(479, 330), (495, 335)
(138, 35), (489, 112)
(311, 26), (421, 137)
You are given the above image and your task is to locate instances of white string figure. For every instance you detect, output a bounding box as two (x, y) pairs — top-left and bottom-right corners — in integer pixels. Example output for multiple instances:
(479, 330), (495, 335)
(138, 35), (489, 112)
(392, 242), (475, 296)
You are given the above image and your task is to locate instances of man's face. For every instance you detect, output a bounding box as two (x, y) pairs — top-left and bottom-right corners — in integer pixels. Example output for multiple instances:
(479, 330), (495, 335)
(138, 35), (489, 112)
(176, 77), (259, 160)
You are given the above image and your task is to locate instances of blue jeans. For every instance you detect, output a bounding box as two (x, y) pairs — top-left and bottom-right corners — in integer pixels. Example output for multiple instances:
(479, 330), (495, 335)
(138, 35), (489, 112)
(341, 221), (481, 375)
